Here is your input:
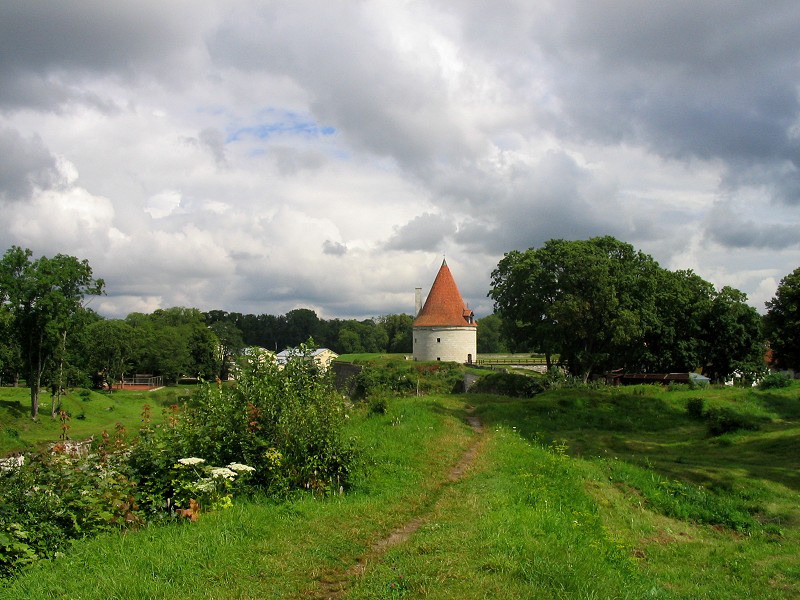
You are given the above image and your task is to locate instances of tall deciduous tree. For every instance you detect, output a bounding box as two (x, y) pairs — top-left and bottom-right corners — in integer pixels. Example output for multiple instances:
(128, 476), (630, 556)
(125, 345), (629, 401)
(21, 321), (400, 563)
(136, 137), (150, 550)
(490, 237), (660, 381)
(0, 247), (104, 418)
(83, 319), (135, 389)
(209, 320), (245, 380)
(703, 286), (764, 382)
(765, 266), (800, 372)
(377, 314), (413, 353)
(489, 237), (764, 383)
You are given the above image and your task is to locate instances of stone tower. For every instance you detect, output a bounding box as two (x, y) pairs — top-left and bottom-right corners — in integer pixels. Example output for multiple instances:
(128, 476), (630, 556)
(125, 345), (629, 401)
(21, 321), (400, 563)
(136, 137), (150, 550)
(412, 259), (477, 363)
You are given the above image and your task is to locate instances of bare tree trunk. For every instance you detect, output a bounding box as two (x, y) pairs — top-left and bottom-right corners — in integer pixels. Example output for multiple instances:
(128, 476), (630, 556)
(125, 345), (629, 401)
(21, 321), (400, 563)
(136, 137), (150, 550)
(51, 330), (67, 418)
(30, 332), (43, 419)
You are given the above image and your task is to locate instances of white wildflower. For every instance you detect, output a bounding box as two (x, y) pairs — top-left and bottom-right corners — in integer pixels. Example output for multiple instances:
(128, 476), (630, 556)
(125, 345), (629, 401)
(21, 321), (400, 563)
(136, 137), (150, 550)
(195, 479), (216, 493)
(210, 467), (237, 480)
(178, 457), (206, 466)
(227, 462), (255, 473)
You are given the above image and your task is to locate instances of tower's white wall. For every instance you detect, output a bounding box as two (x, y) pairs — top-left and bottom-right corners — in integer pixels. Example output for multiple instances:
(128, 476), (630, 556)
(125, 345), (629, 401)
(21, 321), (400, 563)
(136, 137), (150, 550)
(412, 326), (477, 363)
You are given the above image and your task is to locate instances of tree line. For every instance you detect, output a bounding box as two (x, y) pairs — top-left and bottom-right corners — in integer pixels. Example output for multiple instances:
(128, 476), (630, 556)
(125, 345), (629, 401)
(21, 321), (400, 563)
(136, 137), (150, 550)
(0, 245), (506, 418)
(4, 239), (798, 417)
(490, 236), (799, 383)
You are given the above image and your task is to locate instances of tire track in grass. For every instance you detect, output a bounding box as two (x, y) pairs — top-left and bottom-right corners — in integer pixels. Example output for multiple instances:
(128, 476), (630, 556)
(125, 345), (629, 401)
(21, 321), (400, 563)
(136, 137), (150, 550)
(307, 415), (485, 599)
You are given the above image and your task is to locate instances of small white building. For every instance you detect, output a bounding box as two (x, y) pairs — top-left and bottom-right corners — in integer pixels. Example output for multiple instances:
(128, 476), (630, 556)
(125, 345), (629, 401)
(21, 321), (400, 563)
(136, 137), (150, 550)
(412, 259), (477, 363)
(275, 347), (338, 370)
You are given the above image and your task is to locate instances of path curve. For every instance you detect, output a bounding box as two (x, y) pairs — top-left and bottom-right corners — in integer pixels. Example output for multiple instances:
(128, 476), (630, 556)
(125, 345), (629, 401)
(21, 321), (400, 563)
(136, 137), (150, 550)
(307, 414), (485, 599)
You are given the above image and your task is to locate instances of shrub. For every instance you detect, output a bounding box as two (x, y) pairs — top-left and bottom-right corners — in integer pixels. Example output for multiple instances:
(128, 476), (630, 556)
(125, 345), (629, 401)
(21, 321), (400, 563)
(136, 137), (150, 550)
(129, 344), (357, 500)
(0, 447), (141, 580)
(705, 407), (759, 437)
(351, 367), (414, 399)
(468, 372), (544, 397)
(759, 372), (792, 390)
(368, 396), (389, 415)
(686, 397), (705, 419)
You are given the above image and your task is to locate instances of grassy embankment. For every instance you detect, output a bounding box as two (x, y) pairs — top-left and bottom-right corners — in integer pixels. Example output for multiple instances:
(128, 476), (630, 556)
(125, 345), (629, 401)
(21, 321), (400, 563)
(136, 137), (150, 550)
(1, 376), (799, 598)
(0, 386), (189, 455)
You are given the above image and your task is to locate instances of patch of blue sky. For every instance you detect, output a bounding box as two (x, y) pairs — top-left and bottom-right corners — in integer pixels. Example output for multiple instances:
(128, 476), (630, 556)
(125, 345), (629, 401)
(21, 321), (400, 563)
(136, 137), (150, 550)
(226, 109), (336, 143)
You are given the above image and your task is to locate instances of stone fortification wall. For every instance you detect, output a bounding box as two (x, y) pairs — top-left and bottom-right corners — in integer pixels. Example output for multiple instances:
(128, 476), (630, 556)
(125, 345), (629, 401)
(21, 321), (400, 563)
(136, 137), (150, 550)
(413, 326), (477, 363)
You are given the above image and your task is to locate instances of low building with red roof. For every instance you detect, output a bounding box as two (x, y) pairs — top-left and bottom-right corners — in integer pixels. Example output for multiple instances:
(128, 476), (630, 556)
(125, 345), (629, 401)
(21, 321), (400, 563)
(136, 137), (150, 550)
(412, 259), (477, 363)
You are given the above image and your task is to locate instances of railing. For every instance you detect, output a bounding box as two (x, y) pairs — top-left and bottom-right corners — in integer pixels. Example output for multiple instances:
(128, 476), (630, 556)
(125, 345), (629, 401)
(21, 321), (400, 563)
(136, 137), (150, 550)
(475, 357), (548, 366)
(118, 375), (164, 388)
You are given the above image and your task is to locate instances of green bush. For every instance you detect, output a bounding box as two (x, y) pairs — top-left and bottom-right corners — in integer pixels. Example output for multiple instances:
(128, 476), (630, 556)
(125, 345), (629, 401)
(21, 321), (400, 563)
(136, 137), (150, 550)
(368, 396), (389, 415)
(129, 344), (357, 500)
(705, 407), (759, 437)
(759, 372), (792, 390)
(0, 447), (141, 580)
(686, 397), (705, 419)
(468, 372), (544, 397)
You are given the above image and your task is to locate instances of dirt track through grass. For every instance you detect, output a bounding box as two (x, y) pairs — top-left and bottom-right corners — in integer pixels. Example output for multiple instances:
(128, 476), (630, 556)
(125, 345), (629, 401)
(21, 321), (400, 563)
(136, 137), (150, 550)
(309, 415), (486, 599)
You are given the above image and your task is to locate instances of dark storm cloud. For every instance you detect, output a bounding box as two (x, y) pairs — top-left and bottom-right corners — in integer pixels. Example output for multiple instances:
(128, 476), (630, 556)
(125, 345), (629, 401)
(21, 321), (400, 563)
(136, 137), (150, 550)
(0, 1), (200, 111)
(0, 127), (59, 200)
(453, 0), (800, 204)
(706, 203), (800, 250)
(443, 150), (628, 253)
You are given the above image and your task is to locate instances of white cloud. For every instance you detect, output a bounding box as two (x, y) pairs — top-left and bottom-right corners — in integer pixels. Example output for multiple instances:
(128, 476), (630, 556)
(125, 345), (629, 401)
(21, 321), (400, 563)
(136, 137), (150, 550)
(145, 190), (182, 219)
(1, 1), (799, 319)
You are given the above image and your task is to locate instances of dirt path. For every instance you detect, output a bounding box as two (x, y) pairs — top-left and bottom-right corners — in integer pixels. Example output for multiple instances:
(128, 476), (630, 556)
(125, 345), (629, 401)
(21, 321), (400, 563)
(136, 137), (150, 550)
(307, 415), (485, 599)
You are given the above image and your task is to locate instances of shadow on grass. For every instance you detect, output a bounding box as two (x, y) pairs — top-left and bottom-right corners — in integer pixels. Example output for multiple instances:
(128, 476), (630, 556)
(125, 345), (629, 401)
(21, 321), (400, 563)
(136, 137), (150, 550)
(758, 391), (800, 420)
(465, 390), (800, 493)
(0, 399), (27, 419)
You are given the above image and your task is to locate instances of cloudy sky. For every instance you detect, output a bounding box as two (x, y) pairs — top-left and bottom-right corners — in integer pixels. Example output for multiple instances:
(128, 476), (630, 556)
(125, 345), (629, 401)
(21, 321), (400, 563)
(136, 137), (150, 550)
(2, 1), (799, 320)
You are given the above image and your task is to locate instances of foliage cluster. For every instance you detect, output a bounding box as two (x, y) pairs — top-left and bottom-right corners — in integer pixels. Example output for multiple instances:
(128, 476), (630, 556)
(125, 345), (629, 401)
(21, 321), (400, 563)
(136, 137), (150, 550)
(467, 371), (545, 397)
(130, 347), (357, 504)
(206, 309), (415, 355)
(490, 236), (765, 383)
(348, 359), (466, 400)
(683, 396), (762, 436)
(0, 246), (104, 417)
(468, 367), (603, 398)
(0, 347), (356, 579)
(764, 266), (800, 371)
(759, 372), (793, 390)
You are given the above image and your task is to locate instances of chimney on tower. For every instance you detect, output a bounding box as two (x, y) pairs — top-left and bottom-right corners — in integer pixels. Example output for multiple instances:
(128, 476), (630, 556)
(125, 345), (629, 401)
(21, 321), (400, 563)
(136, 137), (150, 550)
(415, 287), (422, 316)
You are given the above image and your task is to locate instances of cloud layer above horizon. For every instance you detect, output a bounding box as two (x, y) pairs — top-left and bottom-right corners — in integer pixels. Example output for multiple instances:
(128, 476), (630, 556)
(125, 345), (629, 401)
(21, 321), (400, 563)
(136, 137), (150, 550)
(1, 0), (799, 319)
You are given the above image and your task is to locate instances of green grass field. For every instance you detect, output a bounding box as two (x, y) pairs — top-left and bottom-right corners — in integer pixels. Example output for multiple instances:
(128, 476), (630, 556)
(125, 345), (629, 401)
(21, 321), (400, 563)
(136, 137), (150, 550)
(0, 386), (193, 454)
(1, 382), (798, 598)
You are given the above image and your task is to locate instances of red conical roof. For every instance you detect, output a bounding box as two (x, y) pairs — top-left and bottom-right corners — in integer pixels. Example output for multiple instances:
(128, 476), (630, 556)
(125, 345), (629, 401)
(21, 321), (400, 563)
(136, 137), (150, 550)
(413, 260), (476, 327)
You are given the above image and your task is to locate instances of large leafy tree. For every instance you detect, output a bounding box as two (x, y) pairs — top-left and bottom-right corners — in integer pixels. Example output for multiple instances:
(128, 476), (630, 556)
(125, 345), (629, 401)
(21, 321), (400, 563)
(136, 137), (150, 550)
(209, 320), (245, 380)
(0, 246), (104, 418)
(377, 314), (413, 353)
(0, 303), (22, 385)
(703, 286), (764, 382)
(83, 319), (136, 388)
(490, 237), (660, 381)
(490, 236), (764, 383)
(641, 269), (715, 373)
(765, 266), (800, 371)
